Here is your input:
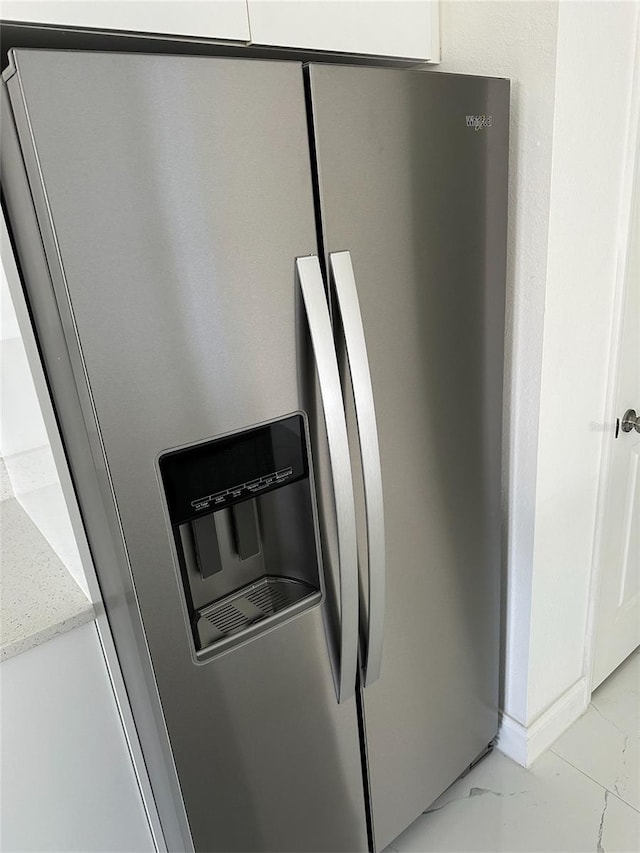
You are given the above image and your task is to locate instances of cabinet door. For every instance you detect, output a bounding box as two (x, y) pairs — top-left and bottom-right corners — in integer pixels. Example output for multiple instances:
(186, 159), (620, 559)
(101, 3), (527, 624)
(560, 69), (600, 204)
(1, 1), (251, 42)
(1, 624), (154, 853)
(248, 0), (439, 60)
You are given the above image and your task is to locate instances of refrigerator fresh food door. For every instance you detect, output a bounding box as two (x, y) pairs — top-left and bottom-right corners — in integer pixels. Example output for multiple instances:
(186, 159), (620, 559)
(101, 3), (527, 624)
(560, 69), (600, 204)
(308, 64), (510, 851)
(2, 51), (368, 852)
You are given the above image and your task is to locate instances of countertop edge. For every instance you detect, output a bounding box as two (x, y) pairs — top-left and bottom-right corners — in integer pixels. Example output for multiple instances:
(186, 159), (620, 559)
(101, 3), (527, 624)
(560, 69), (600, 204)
(1, 602), (96, 662)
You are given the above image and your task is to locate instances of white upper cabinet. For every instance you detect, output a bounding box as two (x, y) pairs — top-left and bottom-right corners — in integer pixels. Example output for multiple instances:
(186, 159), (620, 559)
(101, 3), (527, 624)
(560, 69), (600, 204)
(0, 1), (251, 42)
(247, 1), (440, 61)
(1, 1), (440, 61)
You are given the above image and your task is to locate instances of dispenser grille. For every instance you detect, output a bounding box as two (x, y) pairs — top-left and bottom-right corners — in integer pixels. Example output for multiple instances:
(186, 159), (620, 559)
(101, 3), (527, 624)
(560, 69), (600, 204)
(245, 583), (289, 615)
(207, 602), (248, 635)
(196, 577), (316, 647)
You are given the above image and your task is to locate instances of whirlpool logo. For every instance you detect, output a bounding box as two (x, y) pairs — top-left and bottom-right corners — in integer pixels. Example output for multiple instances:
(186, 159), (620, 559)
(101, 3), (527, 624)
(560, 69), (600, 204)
(466, 114), (493, 131)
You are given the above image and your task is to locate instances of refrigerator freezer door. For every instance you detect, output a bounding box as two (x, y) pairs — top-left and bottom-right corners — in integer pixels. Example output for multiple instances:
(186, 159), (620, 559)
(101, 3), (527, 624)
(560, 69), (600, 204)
(308, 65), (509, 850)
(2, 51), (368, 852)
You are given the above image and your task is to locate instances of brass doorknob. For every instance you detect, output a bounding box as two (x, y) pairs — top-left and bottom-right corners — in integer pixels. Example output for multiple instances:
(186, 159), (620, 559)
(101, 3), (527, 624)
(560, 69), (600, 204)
(621, 409), (640, 434)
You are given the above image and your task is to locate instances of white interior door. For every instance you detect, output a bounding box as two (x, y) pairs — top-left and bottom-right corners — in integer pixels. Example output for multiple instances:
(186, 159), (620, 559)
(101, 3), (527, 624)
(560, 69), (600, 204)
(592, 142), (640, 689)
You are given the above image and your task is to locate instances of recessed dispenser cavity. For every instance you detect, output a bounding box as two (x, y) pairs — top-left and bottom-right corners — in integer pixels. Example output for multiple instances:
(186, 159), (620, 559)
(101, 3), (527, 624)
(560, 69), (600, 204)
(159, 414), (322, 660)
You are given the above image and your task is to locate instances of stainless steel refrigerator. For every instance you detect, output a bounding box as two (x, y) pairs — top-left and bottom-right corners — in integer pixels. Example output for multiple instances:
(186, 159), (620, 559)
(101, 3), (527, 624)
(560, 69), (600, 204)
(1, 49), (509, 853)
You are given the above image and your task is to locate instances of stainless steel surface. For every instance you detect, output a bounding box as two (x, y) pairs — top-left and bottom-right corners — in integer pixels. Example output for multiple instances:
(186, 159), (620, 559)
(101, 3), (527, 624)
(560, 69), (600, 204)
(309, 65), (509, 850)
(1, 85), (190, 853)
(3, 50), (368, 852)
(621, 408), (640, 433)
(297, 255), (359, 703)
(195, 576), (320, 650)
(329, 251), (386, 688)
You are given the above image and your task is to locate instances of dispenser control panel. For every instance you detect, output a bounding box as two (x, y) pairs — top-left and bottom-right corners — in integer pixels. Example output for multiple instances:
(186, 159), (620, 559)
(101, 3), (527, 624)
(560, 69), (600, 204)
(190, 465), (294, 512)
(159, 415), (308, 525)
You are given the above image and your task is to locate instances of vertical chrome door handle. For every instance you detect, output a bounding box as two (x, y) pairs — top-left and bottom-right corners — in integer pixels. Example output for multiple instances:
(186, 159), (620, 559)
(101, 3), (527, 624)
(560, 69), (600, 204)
(330, 251), (386, 688)
(297, 255), (359, 703)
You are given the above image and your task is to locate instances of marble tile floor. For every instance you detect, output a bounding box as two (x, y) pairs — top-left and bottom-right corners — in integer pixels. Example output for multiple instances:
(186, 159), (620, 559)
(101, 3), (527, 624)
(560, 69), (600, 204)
(386, 650), (640, 852)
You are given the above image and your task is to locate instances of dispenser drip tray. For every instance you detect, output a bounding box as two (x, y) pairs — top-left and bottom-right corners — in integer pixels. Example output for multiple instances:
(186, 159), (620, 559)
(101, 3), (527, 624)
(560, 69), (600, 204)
(195, 576), (319, 654)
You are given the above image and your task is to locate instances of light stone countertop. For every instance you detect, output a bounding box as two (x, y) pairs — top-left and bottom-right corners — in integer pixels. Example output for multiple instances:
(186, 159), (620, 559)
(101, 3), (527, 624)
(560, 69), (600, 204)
(1, 488), (95, 662)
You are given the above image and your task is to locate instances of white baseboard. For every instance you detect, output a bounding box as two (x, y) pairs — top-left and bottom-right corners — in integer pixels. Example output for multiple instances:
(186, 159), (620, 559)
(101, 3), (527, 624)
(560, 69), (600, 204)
(496, 677), (590, 767)
(496, 710), (528, 766)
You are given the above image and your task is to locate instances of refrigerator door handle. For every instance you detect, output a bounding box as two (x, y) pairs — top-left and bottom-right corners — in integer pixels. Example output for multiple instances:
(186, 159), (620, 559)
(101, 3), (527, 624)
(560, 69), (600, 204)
(329, 251), (386, 688)
(297, 255), (359, 703)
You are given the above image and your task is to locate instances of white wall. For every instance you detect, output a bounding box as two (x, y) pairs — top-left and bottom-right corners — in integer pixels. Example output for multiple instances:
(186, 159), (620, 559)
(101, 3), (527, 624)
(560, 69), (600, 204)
(437, 0), (640, 761)
(1, 622), (155, 852)
(0, 265), (49, 455)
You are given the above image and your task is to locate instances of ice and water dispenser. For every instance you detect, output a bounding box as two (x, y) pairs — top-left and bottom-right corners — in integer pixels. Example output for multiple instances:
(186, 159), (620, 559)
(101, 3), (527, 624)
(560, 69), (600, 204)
(159, 414), (321, 658)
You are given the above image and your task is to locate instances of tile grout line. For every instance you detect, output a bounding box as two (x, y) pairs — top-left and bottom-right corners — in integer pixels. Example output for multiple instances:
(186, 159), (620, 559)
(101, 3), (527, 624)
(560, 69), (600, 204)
(549, 748), (640, 815)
